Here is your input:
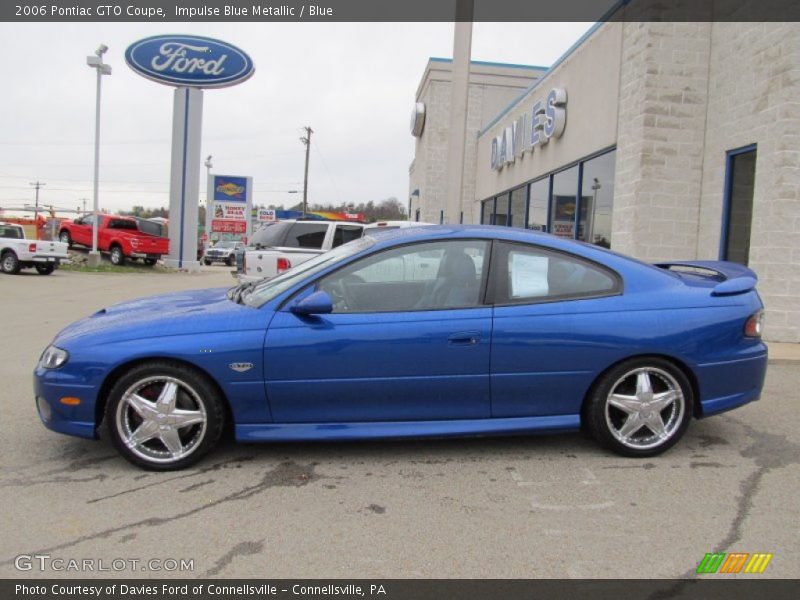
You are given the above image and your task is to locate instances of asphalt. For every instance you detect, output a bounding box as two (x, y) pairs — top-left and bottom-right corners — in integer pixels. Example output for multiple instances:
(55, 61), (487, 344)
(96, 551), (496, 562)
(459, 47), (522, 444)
(0, 267), (798, 579)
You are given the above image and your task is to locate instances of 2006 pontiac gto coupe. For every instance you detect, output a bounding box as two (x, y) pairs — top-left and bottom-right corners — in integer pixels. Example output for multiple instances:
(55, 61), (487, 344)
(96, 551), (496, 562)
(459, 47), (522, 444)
(34, 226), (767, 470)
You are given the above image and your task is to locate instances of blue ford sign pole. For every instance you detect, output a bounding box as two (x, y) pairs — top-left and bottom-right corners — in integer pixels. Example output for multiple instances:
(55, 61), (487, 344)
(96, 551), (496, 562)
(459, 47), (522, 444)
(125, 35), (254, 271)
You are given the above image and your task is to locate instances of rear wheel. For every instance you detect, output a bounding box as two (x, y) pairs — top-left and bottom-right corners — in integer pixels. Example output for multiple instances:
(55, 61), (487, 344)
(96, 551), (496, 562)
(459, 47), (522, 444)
(203, 258), (211, 266)
(1, 251), (20, 274)
(106, 361), (225, 470)
(109, 245), (125, 266)
(227, 255), (235, 266)
(585, 357), (692, 457)
(35, 264), (55, 275)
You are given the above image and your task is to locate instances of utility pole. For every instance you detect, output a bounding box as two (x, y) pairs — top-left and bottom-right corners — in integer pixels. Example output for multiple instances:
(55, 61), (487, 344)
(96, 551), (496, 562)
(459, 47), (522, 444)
(300, 126), (312, 218)
(30, 181), (45, 240)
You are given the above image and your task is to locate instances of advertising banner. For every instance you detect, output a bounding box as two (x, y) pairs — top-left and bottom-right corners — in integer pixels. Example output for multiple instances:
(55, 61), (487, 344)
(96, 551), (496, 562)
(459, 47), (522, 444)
(210, 175), (251, 235)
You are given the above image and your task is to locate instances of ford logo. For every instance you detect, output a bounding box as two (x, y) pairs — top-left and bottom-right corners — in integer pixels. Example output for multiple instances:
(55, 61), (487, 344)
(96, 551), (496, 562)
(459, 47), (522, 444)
(125, 35), (254, 88)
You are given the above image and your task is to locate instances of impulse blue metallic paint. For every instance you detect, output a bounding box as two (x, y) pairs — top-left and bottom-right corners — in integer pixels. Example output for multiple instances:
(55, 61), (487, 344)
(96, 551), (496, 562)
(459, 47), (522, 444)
(34, 226), (768, 449)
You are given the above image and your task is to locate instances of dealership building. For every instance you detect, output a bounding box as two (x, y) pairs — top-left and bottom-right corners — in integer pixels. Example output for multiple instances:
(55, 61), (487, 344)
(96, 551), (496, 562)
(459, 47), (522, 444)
(408, 21), (799, 342)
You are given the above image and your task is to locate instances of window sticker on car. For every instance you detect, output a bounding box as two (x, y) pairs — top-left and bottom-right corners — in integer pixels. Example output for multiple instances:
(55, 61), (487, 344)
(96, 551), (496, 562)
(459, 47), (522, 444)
(509, 252), (549, 298)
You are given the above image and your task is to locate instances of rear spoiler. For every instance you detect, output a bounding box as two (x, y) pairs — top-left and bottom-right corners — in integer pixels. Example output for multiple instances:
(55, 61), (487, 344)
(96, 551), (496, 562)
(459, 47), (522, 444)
(653, 260), (757, 296)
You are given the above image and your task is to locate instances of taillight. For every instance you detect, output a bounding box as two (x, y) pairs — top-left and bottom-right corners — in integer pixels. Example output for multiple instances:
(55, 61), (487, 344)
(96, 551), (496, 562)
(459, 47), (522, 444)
(28, 243), (36, 252)
(277, 257), (292, 274)
(744, 310), (764, 338)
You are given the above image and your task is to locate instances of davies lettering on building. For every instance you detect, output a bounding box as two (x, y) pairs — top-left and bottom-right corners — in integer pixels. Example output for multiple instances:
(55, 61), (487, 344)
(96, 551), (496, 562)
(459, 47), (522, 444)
(491, 88), (567, 171)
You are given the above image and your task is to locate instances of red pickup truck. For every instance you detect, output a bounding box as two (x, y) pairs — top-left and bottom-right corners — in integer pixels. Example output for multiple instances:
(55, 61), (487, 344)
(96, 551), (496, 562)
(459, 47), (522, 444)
(58, 214), (169, 266)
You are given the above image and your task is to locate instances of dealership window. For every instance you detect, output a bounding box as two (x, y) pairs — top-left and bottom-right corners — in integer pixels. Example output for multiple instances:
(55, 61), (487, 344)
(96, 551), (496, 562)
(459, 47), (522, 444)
(509, 186), (526, 228)
(527, 178), (549, 232)
(480, 148), (615, 243)
(481, 200), (492, 224)
(494, 193), (509, 226)
(579, 150), (616, 248)
(550, 165), (579, 239)
(722, 145), (756, 266)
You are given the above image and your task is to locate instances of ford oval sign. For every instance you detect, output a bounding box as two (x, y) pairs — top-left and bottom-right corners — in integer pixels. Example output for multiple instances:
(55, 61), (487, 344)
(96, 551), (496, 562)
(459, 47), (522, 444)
(125, 35), (254, 88)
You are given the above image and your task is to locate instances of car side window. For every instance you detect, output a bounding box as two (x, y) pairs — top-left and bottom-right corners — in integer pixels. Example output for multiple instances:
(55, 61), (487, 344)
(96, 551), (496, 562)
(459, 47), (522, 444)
(332, 224), (363, 248)
(317, 240), (489, 313)
(496, 242), (619, 303)
(284, 223), (329, 249)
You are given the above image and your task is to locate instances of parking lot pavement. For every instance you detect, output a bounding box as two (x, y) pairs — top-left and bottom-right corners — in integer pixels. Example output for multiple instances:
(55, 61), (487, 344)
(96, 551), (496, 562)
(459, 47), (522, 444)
(1, 268), (798, 580)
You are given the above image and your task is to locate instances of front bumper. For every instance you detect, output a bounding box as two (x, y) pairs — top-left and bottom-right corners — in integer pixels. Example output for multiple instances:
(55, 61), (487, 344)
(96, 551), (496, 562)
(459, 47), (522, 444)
(33, 367), (98, 440)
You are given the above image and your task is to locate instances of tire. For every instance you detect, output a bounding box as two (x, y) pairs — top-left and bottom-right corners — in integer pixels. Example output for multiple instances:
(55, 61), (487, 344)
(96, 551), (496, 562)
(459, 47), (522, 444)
(203, 259), (211, 266)
(1, 251), (20, 274)
(227, 255), (236, 266)
(109, 245), (125, 266)
(59, 231), (72, 246)
(35, 264), (55, 275)
(144, 258), (157, 266)
(585, 356), (693, 457)
(105, 361), (225, 471)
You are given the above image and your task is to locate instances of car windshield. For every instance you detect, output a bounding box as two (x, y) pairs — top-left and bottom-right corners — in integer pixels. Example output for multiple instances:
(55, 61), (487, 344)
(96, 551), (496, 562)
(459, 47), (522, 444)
(215, 241), (236, 248)
(241, 236), (375, 308)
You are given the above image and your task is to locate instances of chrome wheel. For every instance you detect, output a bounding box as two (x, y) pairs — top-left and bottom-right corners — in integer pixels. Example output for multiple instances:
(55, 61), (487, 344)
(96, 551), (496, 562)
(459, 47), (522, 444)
(115, 375), (207, 464)
(604, 367), (685, 450)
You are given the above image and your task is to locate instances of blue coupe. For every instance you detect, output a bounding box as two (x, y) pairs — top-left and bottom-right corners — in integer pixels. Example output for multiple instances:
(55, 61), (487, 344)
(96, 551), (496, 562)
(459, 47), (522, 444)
(34, 226), (767, 470)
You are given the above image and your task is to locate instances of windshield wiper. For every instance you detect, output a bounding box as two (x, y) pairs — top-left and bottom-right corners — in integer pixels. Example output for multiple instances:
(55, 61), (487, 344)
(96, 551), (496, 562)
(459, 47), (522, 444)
(227, 281), (257, 304)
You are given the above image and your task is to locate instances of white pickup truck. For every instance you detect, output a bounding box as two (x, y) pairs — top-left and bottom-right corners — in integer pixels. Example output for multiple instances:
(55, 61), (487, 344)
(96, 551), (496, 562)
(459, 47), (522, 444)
(0, 222), (70, 275)
(238, 220), (366, 283)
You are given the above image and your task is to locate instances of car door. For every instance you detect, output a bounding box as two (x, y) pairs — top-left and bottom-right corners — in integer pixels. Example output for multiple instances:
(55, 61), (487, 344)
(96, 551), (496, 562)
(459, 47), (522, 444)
(71, 215), (95, 246)
(264, 239), (492, 423)
(488, 241), (623, 418)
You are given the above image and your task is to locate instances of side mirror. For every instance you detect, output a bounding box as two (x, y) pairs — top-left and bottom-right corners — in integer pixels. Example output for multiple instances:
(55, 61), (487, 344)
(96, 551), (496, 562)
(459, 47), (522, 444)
(291, 291), (333, 316)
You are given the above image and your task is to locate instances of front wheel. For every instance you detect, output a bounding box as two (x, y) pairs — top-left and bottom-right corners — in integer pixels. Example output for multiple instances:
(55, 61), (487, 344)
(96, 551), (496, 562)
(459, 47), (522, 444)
(106, 361), (225, 470)
(109, 246), (125, 266)
(585, 357), (693, 457)
(227, 255), (236, 266)
(35, 264), (55, 275)
(203, 259), (211, 266)
(1, 251), (20, 274)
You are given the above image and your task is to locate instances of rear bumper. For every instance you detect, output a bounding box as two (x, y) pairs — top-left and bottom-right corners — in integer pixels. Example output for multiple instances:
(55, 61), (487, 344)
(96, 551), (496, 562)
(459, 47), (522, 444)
(29, 254), (70, 264)
(696, 346), (768, 418)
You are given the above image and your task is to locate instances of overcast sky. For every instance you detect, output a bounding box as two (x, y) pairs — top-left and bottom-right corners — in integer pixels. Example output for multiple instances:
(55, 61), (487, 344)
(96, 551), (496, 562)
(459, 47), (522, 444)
(0, 22), (592, 215)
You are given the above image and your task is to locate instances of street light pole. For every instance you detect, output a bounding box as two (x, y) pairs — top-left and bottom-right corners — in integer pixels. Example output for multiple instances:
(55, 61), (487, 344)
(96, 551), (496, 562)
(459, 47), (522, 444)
(86, 44), (111, 267)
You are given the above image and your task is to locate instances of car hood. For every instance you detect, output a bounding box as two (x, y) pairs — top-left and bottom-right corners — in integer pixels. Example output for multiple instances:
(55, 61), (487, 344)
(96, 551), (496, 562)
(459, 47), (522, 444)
(54, 287), (262, 346)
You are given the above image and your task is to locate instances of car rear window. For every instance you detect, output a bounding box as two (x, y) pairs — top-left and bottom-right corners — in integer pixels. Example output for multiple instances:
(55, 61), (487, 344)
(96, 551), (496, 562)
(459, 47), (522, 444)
(250, 222), (291, 248)
(0, 225), (23, 239)
(284, 223), (328, 249)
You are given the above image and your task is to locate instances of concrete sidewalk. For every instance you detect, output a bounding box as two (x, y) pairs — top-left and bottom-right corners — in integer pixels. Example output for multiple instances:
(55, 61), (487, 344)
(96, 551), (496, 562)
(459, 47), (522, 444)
(769, 342), (800, 364)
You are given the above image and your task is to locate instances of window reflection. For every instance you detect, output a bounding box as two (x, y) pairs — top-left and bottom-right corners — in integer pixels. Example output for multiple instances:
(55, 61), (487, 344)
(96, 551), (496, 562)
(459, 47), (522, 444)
(579, 150), (616, 248)
(509, 187), (526, 228)
(527, 178), (549, 232)
(550, 165), (579, 239)
(494, 193), (509, 226)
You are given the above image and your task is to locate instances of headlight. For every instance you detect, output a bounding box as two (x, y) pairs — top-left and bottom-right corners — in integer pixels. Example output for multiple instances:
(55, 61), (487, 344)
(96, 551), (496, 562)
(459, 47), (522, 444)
(40, 346), (69, 369)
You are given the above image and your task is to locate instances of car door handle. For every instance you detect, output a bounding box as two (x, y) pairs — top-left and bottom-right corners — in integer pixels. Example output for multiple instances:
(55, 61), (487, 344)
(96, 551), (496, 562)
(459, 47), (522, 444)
(448, 332), (481, 346)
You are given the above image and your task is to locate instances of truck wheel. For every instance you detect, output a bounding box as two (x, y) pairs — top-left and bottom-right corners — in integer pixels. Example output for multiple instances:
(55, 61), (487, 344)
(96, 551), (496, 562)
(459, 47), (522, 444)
(59, 231), (72, 246)
(109, 246), (125, 266)
(35, 264), (55, 275)
(144, 258), (157, 266)
(203, 259), (211, 266)
(1, 251), (21, 274)
(227, 255), (235, 266)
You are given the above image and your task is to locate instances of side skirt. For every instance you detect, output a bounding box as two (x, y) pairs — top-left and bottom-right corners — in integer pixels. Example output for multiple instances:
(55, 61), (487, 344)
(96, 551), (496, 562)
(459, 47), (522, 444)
(236, 414), (580, 442)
